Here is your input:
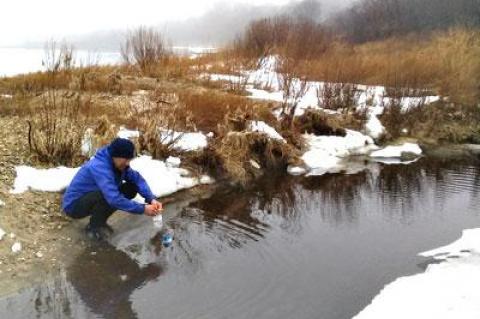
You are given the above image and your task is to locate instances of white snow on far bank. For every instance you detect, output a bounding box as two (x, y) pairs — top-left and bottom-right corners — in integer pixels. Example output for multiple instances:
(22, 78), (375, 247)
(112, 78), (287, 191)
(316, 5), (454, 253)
(365, 115), (385, 139)
(0, 228), (5, 241)
(247, 55), (282, 91)
(10, 166), (80, 194)
(354, 228), (480, 319)
(10, 157), (213, 199)
(207, 74), (244, 83)
(0, 94), (13, 99)
(248, 121), (286, 142)
(370, 143), (422, 158)
(117, 127), (140, 139)
(370, 157), (420, 166)
(292, 130), (378, 176)
(365, 106), (386, 139)
(160, 130), (208, 152)
(247, 88), (284, 103)
(0, 199), (4, 207)
(204, 56), (441, 141)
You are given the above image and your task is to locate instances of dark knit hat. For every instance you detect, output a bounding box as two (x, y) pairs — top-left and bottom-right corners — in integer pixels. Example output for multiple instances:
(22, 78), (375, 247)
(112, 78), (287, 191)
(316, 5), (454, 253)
(108, 138), (135, 159)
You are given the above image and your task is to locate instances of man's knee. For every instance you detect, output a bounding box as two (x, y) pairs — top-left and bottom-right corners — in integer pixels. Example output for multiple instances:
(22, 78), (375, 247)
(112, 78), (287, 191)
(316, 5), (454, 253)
(120, 182), (138, 199)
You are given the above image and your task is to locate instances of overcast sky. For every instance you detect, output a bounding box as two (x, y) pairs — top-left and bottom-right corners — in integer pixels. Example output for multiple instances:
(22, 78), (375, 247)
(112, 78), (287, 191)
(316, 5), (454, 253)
(0, 0), (294, 46)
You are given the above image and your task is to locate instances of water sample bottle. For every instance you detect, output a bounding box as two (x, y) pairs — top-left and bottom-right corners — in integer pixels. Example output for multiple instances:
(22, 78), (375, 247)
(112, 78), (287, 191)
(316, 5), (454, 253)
(153, 214), (163, 228)
(162, 228), (174, 247)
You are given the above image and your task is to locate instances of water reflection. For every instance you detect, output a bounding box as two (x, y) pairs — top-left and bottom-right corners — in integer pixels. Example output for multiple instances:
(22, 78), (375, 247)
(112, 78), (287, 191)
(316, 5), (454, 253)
(179, 158), (480, 249)
(1, 158), (480, 319)
(65, 243), (162, 319)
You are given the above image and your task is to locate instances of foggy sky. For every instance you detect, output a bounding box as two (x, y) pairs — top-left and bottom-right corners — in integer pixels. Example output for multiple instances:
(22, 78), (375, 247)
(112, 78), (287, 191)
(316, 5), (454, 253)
(0, 0), (355, 48)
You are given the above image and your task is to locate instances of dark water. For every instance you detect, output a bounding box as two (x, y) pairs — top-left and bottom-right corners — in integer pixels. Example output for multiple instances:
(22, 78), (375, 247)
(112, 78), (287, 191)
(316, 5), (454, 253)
(2, 158), (480, 319)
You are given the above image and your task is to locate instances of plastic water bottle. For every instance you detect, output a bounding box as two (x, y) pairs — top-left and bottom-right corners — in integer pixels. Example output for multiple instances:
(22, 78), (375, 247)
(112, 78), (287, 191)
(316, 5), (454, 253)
(162, 229), (174, 247)
(153, 214), (163, 228)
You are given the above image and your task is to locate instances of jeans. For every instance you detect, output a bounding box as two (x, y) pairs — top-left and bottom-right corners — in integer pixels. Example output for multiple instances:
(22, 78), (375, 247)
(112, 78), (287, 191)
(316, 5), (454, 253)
(67, 182), (138, 228)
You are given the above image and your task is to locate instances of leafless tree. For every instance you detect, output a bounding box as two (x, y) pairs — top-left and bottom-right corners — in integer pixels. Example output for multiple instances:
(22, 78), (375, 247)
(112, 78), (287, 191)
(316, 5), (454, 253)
(121, 26), (169, 74)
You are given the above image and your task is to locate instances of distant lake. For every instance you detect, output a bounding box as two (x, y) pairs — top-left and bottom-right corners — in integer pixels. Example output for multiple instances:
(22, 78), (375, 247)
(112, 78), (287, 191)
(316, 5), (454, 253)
(0, 46), (216, 77)
(0, 48), (122, 77)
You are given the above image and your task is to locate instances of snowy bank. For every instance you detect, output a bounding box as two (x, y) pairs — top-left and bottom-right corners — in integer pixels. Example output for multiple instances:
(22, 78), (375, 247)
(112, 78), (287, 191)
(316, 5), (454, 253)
(159, 130), (208, 152)
(370, 143), (422, 158)
(10, 156), (213, 199)
(11, 166), (80, 194)
(354, 228), (480, 319)
(290, 130), (378, 176)
(204, 56), (440, 140)
(365, 106), (386, 139)
(117, 127), (140, 139)
(129, 155), (213, 198)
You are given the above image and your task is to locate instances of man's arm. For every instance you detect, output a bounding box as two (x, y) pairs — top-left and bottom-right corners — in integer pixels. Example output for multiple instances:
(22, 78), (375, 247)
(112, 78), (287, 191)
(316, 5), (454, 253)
(125, 168), (156, 204)
(90, 164), (145, 214)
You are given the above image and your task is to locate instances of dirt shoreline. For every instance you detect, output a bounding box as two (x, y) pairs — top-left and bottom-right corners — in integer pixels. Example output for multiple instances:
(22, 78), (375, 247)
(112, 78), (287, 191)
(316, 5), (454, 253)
(1, 113), (479, 298)
(0, 115), (217, 297)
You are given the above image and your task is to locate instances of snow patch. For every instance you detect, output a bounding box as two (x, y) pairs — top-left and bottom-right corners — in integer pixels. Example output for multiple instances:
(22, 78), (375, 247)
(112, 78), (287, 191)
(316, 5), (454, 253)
(159, 130), (208, 152)
(293, 130), (378, 176)
(10, 166), (80, 194)
(11, 156), (212, 198)
(117, 127), (140, 140)
(365, 106), (386, 139)
(370, 143), (422, 158)
(420, 228), (480, 260)
(165, 156), (181, 168)
(248, 121), (285, 142)
(287, 166), (308, 176)
(0, 228), (5, 241)
(354, 228), (480, 319)
(122, 156), (213, 198)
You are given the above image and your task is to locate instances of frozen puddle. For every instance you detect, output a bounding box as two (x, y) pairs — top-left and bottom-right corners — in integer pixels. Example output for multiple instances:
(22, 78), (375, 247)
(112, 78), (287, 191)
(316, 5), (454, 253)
(354, 228), (480, 319)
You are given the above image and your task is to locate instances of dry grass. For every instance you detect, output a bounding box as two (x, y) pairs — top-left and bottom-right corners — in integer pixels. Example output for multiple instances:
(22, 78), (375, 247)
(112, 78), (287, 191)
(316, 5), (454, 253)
(178, 89), (277, 134)
(303, 29), (480, 106)
(381, 100), (480, 144)
(294, 110), (347, 137)
(27, 91), (92, 166)
(213, 131), (299, 185)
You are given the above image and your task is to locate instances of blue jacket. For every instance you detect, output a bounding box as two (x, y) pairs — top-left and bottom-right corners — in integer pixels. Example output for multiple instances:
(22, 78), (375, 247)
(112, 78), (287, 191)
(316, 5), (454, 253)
(62, 146), (155, 215)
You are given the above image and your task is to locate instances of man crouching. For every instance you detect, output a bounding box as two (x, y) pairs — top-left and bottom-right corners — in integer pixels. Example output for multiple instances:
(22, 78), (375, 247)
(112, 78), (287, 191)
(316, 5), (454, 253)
(62, 138), (162, 240)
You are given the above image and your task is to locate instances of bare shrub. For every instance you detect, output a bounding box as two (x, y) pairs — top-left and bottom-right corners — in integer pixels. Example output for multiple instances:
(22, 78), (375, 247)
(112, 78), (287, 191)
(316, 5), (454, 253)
(121, 26), (169, 75)
(318, 82), (358, 112)
(28, 91), (91, 166)
(234, 15), (329, 61)
(131, 91), (196, 159)
(27, 41), (92, 166)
